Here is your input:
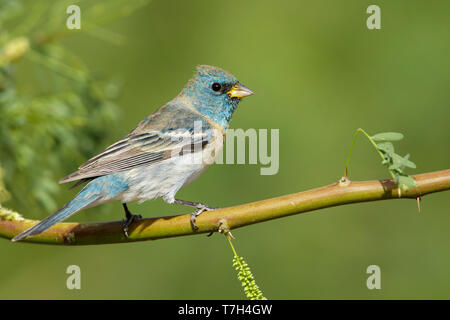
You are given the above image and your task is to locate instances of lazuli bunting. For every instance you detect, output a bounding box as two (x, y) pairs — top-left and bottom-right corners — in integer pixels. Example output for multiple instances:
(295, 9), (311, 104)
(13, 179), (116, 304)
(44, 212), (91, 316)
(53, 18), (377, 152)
(12, 65), (253, 241)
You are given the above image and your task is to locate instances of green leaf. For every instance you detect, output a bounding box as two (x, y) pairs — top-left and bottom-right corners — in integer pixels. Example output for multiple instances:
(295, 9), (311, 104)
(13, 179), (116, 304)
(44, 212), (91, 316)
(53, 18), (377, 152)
(398, 175), (417, 191)
(376, 142), (395, 156)
(389, 162), (404, 174)
(402, 154), (417, 169)
(371, 132), (404, 142)
(391, 153), (416, 169)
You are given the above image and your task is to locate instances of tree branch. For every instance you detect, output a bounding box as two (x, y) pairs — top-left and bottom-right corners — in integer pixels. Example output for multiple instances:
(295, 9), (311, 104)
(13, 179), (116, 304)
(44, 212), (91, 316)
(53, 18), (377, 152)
(1, 169), (449, 245)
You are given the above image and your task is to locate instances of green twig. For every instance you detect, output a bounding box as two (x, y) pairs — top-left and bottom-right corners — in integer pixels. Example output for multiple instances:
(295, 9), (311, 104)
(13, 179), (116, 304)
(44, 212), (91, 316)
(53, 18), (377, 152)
(345, 128), (389, 178)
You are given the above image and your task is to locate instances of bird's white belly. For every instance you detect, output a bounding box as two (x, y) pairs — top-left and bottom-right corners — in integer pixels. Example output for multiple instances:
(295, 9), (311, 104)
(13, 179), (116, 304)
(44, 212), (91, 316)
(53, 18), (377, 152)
(118, 140), (223, 204)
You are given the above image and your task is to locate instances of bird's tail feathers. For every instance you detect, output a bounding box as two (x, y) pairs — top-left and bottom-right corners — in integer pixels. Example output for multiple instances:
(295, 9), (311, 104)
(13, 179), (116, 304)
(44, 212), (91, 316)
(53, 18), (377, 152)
(11, 191), (99, 242)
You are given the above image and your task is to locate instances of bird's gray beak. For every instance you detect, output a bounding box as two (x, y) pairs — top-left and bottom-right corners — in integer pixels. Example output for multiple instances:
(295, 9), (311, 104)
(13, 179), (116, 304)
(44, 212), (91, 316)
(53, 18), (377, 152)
(227, 83), (254, 98)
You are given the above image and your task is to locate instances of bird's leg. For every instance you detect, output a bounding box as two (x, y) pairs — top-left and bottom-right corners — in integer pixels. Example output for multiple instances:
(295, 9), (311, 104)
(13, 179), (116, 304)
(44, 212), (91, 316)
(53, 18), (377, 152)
(122, 203), (142, 238)
(173, 199), (216, 230)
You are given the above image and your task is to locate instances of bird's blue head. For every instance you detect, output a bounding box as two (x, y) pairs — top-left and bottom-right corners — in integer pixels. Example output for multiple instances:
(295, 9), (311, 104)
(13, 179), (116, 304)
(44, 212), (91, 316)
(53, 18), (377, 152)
(180, 65), (253, 129)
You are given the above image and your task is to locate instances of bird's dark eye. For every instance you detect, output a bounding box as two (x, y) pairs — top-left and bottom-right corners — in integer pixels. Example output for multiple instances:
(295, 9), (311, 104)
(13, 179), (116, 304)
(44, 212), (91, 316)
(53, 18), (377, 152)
(211, 82), (222, 92)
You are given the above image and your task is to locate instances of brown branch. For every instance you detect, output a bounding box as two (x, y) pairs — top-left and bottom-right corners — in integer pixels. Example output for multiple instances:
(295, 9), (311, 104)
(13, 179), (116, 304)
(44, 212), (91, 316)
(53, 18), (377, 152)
(1, 169), (449, 245)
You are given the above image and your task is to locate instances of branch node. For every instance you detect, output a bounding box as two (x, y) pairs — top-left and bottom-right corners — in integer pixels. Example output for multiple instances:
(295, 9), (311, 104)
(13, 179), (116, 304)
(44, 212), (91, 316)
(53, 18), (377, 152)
(218, 219), (234, 239)
(339, 176), (351, 187)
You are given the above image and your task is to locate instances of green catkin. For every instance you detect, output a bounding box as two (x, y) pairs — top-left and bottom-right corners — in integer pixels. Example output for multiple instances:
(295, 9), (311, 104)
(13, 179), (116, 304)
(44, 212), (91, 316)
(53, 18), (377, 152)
(227, 235), (267, 300)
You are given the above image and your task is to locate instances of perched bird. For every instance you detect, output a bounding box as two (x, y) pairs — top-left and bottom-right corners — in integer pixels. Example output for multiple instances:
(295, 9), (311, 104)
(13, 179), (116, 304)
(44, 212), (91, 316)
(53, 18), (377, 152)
(12, 65), (253, 242)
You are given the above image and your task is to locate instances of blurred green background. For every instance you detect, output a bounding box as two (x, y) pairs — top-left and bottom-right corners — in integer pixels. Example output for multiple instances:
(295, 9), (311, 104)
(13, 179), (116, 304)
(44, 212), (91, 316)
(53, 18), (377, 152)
(1, 0), (449, 299)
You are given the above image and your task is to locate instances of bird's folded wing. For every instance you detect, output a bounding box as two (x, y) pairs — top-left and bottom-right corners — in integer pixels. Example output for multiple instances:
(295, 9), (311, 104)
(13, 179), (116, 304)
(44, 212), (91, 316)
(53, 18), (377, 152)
(59, 127), (213, 184)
